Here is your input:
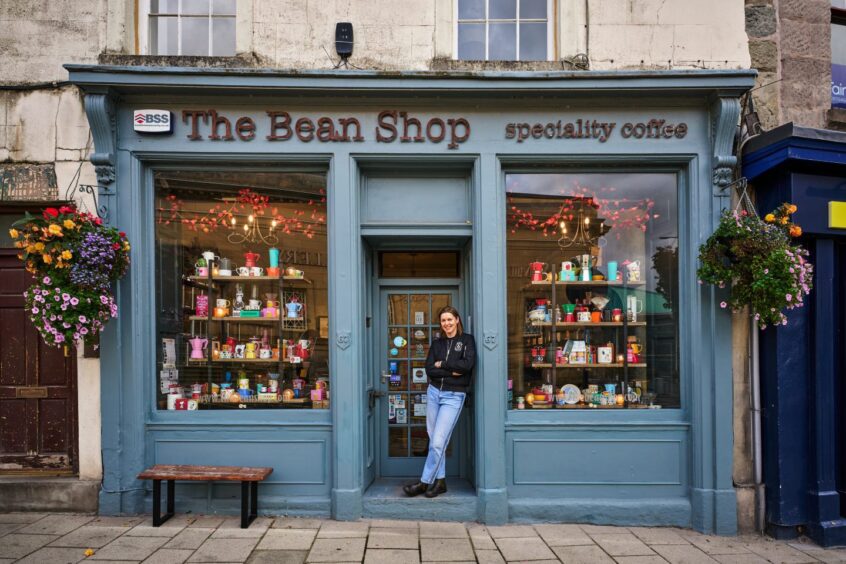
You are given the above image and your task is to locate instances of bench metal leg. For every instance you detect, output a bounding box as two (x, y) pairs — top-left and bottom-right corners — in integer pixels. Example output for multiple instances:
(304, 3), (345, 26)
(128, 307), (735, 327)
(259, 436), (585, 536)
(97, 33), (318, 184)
(240, 481), (258, 528)
(152, 479), (175, 527)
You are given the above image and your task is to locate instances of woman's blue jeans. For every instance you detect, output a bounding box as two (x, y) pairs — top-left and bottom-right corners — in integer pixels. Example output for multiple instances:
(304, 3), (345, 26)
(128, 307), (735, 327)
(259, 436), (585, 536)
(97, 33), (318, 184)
(421, 384), (465, 484)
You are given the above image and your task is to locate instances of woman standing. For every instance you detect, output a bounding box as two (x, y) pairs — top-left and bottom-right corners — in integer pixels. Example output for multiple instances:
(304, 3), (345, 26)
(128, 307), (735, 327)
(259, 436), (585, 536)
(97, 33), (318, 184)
(403, 306), (476, 498)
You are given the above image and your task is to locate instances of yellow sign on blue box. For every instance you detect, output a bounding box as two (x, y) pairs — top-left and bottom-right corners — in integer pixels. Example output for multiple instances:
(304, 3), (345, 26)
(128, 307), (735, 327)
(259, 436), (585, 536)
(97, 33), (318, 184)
(830, 201), (846, 229)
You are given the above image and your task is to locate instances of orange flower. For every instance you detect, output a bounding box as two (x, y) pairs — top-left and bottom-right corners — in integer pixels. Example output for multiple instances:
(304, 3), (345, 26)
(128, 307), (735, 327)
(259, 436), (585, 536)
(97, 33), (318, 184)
(787, 204), (798, 214)
(780, 217), (788, 225)
(8, 228), (18, 239)
(789, 225), (803, 237)
(42, 253), (52, 264)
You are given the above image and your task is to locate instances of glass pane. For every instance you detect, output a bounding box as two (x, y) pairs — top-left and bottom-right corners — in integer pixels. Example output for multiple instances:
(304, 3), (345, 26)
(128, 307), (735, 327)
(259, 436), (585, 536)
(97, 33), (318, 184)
(212, 0), (236, 14)
(458, 0), (485, 19)
(150, 0), (179, 14)
(490, 0), (516, 19)
(411, 329), (430, 360)
(150, 15), (178, 56)
(182, 0), (210, 15)
(388, 393), (408, 423)
(519, 22), (547, 61)
(380, 252), (459, 278)
(0, 215), (20, 248)
(489, 23), (516, 60)
(410, 393), (427, 424)
(388, 295), (408, 325)
(505, 173), (679, 410)
(834, 25), (846, 108)
(410, 362), (428, 391)
(181, 17), (210, 56)
(520, 0), (547, 19)
(431, 294), (452, 327)
(458, 23), (485, 60)
(410, 295), (430, 325)
(411, 427), (429, 456)
(388, 327), (409, 358)
(387, 361), (408, 390)
(389, 427), (408, 457)
(154, 169), (329, 411)
(211, 17), (236, 56)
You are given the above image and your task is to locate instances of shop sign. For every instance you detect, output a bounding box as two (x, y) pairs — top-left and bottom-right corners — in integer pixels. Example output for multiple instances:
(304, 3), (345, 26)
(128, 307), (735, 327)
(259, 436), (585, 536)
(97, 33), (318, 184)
(504, 118), (687, 143)
(134, 109), (173, 134)
(833, 64), (846, 109)
(829, 201), (846, 229)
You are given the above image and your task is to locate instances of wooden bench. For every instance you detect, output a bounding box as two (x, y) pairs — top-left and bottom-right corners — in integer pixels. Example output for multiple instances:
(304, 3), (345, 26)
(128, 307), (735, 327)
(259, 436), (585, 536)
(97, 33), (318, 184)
(137, 465), (273, 528)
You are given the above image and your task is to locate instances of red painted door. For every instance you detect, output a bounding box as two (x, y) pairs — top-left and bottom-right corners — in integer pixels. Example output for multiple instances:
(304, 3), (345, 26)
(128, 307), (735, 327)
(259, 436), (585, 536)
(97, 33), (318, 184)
(0, 247), (77, 474)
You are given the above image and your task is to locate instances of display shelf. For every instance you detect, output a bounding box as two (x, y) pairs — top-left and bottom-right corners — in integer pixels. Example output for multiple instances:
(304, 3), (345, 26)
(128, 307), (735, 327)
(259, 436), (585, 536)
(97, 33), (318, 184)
(187, 275), (312, 284)
(187, 358), (303, 365)
(530, 321), (647, 328)
(528, 280), (646, 287)
(530, 363), (646, 369)
(189, 315), (280, 322)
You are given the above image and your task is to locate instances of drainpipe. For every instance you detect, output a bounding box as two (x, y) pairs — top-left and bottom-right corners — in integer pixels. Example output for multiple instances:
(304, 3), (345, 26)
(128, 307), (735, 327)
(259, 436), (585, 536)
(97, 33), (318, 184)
(750, 317), (765, 531)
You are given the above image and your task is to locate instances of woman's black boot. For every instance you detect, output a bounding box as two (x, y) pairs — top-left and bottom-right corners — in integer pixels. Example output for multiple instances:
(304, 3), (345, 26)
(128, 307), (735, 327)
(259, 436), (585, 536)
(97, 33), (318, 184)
(403, 481), (428, 497)
(424, 479), (448, 498)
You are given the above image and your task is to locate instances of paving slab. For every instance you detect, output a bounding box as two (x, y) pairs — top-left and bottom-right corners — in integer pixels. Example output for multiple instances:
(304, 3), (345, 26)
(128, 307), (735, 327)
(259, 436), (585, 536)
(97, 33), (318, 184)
(246, 550), (308, 564)
(495, 536), (557, 561)
(505, 561), (560, 564)
(367, 526), (419, 549)
(89, 516), (147, 527)
(466, 523), (497, 550)
(365, 519), (419, 529)
(419, 521), (469, 539)
(420, 537), (475, 562)
(487, 524), (541, 539)
(188, 516), (227, 529)
(651, 544), (720, 564)
(164, 527), (215, 550)
(90, 535), (170, 561)
(475, 549), (506, 563)
(533, 523), (595, 547)
(592, 532), (655, 557)
(614, 557), (671, 564)
(0, 522), (24, 537)
(628, 528), (691, 546)
(553, 545), (616, 564)
(684, 535), (752, 556)
(273, 518), (324, 530)
(306, 537), (367, 562)
(316, 521), (369, 539)
(743, 540), (820, 563)
(788, 542), (846, 563)
(0, 533), (61, 559)
(188, 537), (260, 563)
(0, 513), (48, 524)
(712, 554), (770, 564)
(364, 548), (421, 563)
(256, 528), (318, 551)
(15, 514), (94, 535)
(582, 525), (632, 535)
(14, 546), (87, 564)
(142, 548), (195, 564)
(50, 525), (129, 548)
(126, 515), (194, 537)
(210, 518), (273, 538)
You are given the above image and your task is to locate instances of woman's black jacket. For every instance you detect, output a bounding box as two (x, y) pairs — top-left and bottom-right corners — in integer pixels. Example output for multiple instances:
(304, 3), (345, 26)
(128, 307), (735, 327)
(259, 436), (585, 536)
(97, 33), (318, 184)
(424, 333), (476, 393)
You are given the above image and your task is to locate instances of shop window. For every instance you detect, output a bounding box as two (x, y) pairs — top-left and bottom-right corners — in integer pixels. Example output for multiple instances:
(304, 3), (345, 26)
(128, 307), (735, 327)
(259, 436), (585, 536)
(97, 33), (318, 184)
(833, 1), (846, 108)
(143, 0), (236, 56)
(379, 251), (460, 278)
(456, 0), (551, 61)
(505, 172), (680, 410)
(154, 170), (329, 410)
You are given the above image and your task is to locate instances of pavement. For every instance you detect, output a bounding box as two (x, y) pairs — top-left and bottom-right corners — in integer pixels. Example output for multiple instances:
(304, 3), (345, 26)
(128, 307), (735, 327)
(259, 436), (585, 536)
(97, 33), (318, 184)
(1, 513), (845, 564)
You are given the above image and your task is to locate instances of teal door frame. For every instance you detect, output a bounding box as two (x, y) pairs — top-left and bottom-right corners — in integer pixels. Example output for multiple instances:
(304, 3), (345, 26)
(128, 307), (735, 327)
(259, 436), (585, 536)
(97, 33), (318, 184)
(376, 284), (463, 478)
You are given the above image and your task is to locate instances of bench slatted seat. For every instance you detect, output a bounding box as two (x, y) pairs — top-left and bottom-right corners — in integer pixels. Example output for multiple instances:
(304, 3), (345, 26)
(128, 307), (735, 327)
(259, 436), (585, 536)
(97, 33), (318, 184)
(138, 464), (273, 528)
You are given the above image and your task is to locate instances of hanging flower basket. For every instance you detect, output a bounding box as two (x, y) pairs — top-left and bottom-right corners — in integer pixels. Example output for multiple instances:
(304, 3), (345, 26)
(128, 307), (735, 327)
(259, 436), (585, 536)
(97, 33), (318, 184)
(697, 203), (812, 329)
(10, 205), (130, 348)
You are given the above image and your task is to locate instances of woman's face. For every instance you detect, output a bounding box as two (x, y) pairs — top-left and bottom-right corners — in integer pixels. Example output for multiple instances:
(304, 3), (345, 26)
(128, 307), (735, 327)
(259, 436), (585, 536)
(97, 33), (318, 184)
(440, 312), (459, 336)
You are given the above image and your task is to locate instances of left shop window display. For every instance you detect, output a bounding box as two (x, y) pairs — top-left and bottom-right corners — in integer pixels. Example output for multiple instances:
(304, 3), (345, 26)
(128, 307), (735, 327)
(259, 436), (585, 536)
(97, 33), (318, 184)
(154, 170), (329, 410)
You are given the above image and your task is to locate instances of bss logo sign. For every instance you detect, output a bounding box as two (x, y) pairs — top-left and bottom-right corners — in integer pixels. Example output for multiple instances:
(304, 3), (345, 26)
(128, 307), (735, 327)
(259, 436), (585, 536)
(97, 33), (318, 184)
(133, 110), (173, 134)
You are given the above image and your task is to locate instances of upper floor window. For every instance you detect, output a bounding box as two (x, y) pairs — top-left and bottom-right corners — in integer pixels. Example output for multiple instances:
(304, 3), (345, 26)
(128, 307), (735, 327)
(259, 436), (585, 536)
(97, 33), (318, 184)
(456, 0), (551, 61)
(833, 0), (846, 108)
(143, 0), (236, 56)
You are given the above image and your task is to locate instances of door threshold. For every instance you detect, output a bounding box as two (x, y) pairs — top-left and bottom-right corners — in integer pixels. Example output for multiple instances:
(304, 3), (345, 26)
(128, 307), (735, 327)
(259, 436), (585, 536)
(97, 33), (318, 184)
(363, 478), (477, 522)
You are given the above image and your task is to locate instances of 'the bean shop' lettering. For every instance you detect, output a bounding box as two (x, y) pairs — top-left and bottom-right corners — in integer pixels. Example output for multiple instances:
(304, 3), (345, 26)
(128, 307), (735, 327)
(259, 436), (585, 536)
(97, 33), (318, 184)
(181, 110), (472, 149)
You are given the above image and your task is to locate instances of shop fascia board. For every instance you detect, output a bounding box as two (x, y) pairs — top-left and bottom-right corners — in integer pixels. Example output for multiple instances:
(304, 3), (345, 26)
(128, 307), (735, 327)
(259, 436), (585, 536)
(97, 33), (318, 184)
(743, 123), (846, 180)
(65, 64), (755, 99)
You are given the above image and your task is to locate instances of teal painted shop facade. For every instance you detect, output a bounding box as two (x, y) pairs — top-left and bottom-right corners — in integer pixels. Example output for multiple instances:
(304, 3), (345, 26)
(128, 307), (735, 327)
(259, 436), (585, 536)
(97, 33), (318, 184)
(67, 65), (754, 534)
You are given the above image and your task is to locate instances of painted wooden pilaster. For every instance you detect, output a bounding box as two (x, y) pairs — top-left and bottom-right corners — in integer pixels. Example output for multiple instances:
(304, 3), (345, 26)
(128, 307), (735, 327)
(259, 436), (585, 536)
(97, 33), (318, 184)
(83, 90), (118, 224)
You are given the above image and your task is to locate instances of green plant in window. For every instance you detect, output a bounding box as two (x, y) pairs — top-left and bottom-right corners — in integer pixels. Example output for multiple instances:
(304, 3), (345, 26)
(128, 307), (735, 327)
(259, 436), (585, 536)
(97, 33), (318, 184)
(697, 204), (812, 329)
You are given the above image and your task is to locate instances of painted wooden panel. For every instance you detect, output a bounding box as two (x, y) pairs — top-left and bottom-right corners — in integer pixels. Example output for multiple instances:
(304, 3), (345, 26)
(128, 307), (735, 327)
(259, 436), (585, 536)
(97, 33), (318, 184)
(0, 399), (27, 453)
(39, 398), (69, 453)
(362, 176), (470, 225)
(0, 309), (26, 386)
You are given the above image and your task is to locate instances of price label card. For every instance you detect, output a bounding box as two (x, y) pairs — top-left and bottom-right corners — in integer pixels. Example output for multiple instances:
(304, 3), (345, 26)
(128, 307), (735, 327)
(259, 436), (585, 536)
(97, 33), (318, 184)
(413, 402), (427, 417)
(396, 408), (407, 424)
(414, 311), (425, 325)
(412, 368), (427, 384)
(162, 338), (176, 368)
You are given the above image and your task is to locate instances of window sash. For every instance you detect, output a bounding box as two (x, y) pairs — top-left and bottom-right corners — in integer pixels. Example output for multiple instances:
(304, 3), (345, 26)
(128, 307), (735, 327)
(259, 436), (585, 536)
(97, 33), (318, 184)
(455, 0), (553, 61)
(141, 0), (235, 56)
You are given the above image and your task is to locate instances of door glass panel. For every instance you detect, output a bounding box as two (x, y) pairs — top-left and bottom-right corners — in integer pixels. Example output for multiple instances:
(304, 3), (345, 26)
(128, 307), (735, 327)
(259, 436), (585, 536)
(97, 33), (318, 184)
(410, 362), (428, 391)
(389, 427), (408, 457)
(388, 294), (409, 325)
(387, 361), (408, 390)
(431, 294), (452, 321)
(388, 327), (409, 357)
(411, 427), (429, 456)
(410, 392), (427, 424)
(411, 328), (430, 359)
(410, 294), (430, 325)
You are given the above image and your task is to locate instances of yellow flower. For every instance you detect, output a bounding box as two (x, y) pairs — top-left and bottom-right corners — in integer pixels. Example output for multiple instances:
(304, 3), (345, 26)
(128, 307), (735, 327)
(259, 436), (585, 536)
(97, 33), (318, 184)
(61, 250), (72, 260)
(63, 219), (75, 229)
(764, 213), (775, 223)
(123, 242), (131, 251)
(26, 244), (36, 253)
(780, 217), (788, 225)
(9, 228), (18, 239)
(14, 241), (24, 248)
(34, 242), (45, 252)
(48, 224), (63, 236)
(42, 253), (52, 264)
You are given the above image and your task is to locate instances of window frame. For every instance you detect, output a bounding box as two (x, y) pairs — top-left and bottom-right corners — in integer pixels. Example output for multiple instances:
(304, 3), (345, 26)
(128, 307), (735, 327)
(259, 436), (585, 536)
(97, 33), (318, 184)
(453, 0), (554, 62)
(137, 0), (236, 56)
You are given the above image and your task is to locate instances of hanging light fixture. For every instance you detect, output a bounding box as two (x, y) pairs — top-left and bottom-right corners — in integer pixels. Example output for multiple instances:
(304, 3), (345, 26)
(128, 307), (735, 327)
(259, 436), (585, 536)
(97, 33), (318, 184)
(227, 213), (280, 245)
(557, 199), (597, 249)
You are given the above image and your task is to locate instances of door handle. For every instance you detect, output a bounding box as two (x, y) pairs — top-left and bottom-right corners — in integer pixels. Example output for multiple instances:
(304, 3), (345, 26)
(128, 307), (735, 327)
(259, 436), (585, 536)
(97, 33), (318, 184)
(380, 370), (391, 384)
(368, 389), (385, 409)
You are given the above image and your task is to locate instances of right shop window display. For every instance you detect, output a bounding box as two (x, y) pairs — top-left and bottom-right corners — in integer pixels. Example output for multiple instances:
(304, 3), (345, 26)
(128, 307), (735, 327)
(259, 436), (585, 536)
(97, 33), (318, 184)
(506, 172), (680, 410)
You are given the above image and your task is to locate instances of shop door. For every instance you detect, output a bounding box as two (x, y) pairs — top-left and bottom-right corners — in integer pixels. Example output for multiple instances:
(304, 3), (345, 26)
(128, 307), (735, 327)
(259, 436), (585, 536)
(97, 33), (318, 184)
(378, 288), (463, 477)
(0, 247), (77, 473)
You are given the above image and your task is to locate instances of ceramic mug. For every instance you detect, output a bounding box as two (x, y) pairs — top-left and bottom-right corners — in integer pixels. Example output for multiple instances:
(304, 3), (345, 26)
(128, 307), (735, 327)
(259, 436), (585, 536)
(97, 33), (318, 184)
(202, 251), (219, 263)
(236, 266), (250, 276)
(577, 311), (591, 323)
(250, 266), (264, 277)
(248, 299), (261, 309)
(196, 266), (209, 277)
(216, 299), (231, 308)
(259, 348), (272, 359)
(267, 266), (280, 277)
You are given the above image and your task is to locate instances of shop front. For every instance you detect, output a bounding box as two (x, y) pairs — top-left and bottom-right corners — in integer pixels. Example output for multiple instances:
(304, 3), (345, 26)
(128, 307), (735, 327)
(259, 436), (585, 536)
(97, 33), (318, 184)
(68, 65), (753, 533)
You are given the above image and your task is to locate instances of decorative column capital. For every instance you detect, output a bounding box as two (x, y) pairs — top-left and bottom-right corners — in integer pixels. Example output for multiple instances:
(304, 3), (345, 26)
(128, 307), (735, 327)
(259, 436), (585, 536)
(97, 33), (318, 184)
(710, 95), (742, 190)
(83, 91), (117, 189)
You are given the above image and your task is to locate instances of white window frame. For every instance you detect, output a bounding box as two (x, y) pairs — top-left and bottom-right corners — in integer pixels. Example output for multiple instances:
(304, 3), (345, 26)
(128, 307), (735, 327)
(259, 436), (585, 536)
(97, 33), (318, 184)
(453, 0), (554, 61)
(138, 0), (235, 56)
